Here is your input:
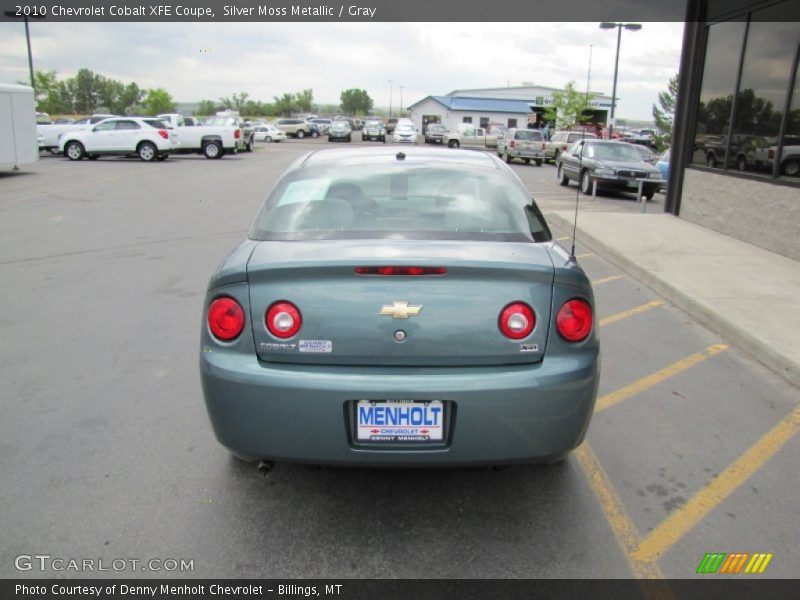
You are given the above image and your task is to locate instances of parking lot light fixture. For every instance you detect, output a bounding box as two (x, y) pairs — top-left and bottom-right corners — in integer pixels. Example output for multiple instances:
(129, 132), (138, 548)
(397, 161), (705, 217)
(388, 79), (393, 118)
(3, 10), (45, 95)
(599, 22), (642, 139)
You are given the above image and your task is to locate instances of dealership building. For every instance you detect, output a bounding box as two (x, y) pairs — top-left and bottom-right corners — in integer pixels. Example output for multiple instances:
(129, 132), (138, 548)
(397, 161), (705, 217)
(669, 0), (800, 260)
(406, 85), (614, 133)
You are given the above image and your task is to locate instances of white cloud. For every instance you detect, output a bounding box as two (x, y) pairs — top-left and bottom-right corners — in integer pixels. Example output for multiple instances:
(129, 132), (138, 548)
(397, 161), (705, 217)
(0, 21), (683, 120)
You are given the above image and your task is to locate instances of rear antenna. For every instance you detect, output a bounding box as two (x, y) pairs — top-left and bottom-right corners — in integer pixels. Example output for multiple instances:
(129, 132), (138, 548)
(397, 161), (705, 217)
(571, 43), (593, 259)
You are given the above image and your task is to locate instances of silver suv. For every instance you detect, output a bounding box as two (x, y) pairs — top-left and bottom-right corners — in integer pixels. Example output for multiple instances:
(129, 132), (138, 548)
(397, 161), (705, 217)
(545, 131), (597, 163)
(274, 118), (317, 139)
(497, 128), (545, 166)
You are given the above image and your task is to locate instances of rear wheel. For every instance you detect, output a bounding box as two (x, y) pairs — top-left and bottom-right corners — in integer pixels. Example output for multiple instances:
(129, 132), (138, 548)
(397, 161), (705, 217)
(296, 130), (305, 139)
(449, 140), (460, 149)
(265, 136), (272, 143)
(65, 141), (85, 161)
(781, 159), (799, 177)
(202, 141), (222, 159)
(557, 164), (569, 186)
(535, 159), (543, 166)
(580, 170), (593, 195)
(137, 141), (157, 162)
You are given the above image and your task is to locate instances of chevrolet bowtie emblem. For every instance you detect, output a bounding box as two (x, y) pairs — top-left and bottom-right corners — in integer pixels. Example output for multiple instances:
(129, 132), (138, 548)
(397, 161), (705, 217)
(379, 301), (423, 319)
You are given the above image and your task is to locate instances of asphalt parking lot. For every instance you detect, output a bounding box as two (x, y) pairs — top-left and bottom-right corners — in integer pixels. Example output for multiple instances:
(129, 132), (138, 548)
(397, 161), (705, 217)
(1, 136), (798, 581)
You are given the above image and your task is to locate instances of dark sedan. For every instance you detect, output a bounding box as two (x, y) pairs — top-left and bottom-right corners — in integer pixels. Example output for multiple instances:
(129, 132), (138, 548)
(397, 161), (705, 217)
(556, 140), (663, 200)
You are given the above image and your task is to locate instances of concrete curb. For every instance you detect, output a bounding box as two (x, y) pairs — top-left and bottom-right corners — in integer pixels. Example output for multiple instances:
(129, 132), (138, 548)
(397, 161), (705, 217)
(547, 211), (800, 390)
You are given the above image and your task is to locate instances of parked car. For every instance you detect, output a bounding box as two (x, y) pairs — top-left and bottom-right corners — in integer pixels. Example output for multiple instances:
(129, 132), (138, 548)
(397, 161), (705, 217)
(209, 110), (255, 152)
(38, 114), (114, 153)
(199, 146), (599, 466)
(362, 119), (386, 142)
(385, 117), (398, 134)
(544, 131), (597, 163)
(309, 118), (332, 135)
(497, 128), (545, 166)
(274, 118), (318, 139)
(442, 123), (501, 149)
(253, 124), (287, 143)
(58, 117), (174, 162)
(392, 122), (417, 144)
(424, 124), (448, 145)
(556, 139), (663, 200)
(158, 113), (245, 158)
(328, 120), (353, 142)
(656, 148), (670, 189)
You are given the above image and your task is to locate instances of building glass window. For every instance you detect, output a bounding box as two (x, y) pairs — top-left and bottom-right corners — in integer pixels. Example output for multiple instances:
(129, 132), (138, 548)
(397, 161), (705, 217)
(508, 118), (517, 128)
(778, 50), (800, 179)
(729, 3), (798, 176)
(479, 117), (490, 128)
(462, 116), (472, 124)
(691, 20), (746, 168)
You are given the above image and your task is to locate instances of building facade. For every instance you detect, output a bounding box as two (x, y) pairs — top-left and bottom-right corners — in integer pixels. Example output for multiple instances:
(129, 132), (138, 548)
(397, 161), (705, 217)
(669, 0), (800, 260)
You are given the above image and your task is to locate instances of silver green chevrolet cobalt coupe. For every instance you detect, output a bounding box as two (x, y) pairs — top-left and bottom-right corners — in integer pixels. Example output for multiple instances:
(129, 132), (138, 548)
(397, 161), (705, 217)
(200, 147), (599, 466)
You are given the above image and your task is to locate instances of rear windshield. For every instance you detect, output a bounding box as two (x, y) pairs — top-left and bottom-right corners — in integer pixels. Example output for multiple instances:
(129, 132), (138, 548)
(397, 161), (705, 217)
(143, 119), (166, 129)
(515, 130), (543, 141)
(250, 164), (551, 242)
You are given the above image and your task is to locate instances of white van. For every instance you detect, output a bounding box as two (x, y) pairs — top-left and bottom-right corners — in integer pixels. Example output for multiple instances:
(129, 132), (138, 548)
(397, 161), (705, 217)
(0, 83), (38, 171)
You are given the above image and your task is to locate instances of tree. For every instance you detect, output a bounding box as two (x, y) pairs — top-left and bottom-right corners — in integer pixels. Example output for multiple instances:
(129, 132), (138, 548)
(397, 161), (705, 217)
(652, 73), (678, 151)
(143, 88), (176, 115)
(117, 82), (145, 114)
(340, 88), (374, 116)
(72, 68), (101, 114)
(543, 81), (597, 130)
(295, 89), (314, 113)
(196, 99), (217, 115)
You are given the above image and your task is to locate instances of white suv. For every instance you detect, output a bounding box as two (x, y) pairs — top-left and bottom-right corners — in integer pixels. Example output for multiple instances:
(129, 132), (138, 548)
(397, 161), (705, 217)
(59, 117), (174, 162)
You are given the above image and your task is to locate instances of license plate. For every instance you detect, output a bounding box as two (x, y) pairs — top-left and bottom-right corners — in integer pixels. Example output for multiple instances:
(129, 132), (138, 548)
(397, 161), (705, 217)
(355, 400), (445, 443)
(627, 179), (639, 188)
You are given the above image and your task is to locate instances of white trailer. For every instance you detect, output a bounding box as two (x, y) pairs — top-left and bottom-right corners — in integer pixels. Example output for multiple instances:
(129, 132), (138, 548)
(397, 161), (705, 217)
(0, 83), (38, 171)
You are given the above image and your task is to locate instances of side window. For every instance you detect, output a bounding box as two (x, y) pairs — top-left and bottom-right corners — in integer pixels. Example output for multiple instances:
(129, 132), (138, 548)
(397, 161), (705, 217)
(94, 121), (116, 132)
(508, 118), (517, 129)
(479, 117), (490, 129)
(463, 128), (475, 136)
(115, 120), (141, 130)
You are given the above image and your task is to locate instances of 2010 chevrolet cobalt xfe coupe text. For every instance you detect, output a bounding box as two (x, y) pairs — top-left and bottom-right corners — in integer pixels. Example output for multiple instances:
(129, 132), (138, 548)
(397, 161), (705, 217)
(200, 147), (599, 467)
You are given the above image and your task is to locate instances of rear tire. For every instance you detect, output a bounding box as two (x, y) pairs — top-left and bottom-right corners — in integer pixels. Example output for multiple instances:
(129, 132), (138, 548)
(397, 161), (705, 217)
(523, 158), (531, 165)
(202, 141), (222, 159)
(644, 189), (655, 201)
(449, 140), (460, 149)
(245, 137), (253, 152)
(535, 159), (543, 166)
(557, 164), (569, 186)
(296, 130), (305, 139)
(265, 136), (272, 143)
(65, 141), (85, 161)
(137, 141), (157, 162)
(781, 159), (799, 177)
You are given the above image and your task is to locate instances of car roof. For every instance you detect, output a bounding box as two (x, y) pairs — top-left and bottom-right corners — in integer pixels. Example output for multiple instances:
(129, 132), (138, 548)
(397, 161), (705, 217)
(300, 146), (501, 170)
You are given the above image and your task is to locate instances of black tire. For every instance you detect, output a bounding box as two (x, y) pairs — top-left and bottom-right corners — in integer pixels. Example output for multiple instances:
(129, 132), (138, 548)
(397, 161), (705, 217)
(557, 164), (569, 186)
(137, 141), (157, 162)
(382, 137), (386, 144)
(535, 159), (543, 166)
(781, 159), (799, 177)
(296, 130), (305, 139)
(156, 155), (168, 162)
(88, 154), (99, 161)
(644, 189), (655, 201)
(524, 158), (531, 164)
(202, 141), (222, 159)
(311, 131), (319, 139)
(245, 137), (253, 152)
(65, 141), (85, 161)
(706, 153), (717, 168)
(580, 170), (593, 195)
(347, 135), (352, 142)
(448, 140), (460, 149)
(265, 136), (272, 143)
(504, 151), (513, 164)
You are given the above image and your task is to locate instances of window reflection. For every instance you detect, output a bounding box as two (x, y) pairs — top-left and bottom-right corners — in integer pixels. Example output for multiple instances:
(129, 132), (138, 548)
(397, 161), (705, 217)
(779, 58), (800, 179)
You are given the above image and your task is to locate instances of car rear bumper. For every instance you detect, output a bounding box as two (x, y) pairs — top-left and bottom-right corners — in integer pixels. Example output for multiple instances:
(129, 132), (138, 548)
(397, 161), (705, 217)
(509, 148), (544, 159)
(200, 350), (599, 466)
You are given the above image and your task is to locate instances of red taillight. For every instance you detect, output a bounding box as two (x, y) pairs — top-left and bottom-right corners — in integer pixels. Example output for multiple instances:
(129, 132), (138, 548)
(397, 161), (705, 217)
(234, 129), (241, 139)
(207, 297), (245, 341)
(499, 302), (535, 339)
(355, 266), (447, 276)
(266, 301), (302, 338)
(158, 129), (169, 139)
(556, 299), (593, 342)
(509, 140), (516, 148)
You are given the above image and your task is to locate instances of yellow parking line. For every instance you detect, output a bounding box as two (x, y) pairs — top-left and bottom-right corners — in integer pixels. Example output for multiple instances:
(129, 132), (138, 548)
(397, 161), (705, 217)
(556, 236), (571, 241)
(592, 274), (624, 286)
(576, 253), (594, 259)
(576, 444), (670, 588)
(633, 404), (800, 563)
(595, 344), (728, 412)
(599, 300), (664, 327)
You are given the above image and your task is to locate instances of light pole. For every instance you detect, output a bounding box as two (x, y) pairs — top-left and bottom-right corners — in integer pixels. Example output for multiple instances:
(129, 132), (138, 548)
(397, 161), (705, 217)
(399, 86), (404, 115)
(599, 22), (641, 139)
(388, 79), (393, 118)
(3, 11), (45, 95)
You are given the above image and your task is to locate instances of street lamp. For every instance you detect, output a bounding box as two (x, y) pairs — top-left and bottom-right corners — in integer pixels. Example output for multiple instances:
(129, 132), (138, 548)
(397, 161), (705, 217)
(599, 22), (642, 139)
(3, 10), (45, 95)
(399, 86), (404, 115)
(388, 79), (393, 118)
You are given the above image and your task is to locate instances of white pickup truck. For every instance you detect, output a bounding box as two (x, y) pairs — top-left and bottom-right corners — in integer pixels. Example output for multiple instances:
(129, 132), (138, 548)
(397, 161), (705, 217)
(442, 123), (501, 149)
(156, 113), (248, 159)
(37, 114), (113, 154)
